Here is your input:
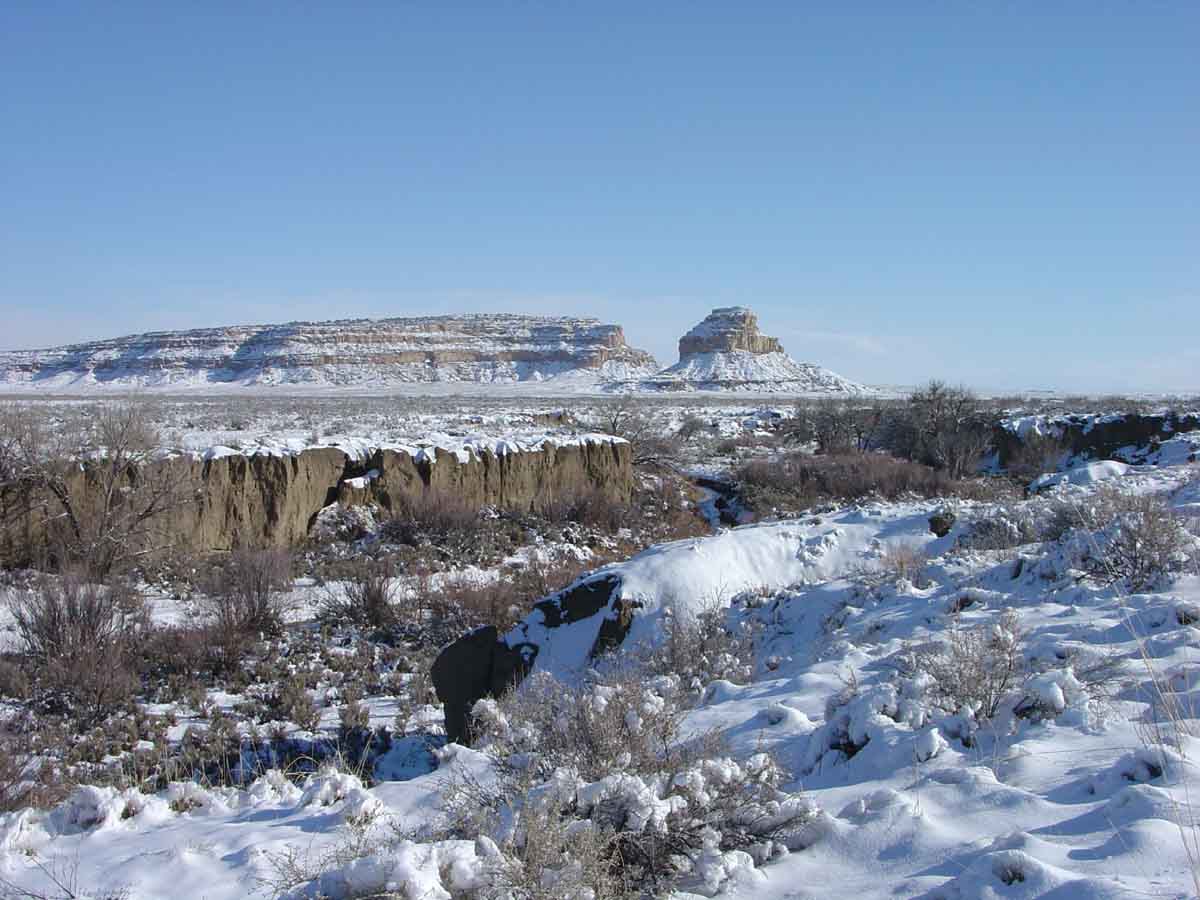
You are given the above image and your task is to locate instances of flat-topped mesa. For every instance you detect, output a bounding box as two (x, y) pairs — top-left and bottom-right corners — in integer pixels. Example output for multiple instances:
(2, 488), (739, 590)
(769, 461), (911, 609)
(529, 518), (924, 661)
(642, 306), (866, 394)
(677, 307), (783, 356)
(0, 313), (660, 390)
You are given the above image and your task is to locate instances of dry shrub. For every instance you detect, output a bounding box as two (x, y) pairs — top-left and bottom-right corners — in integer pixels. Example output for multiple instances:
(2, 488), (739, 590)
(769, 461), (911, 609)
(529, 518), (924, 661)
(201, 548), (291, 634)
(902, 380), (993, 478)
(738, 452), (959, 515)
(0, 728), (68, 812)
(319, 555), (399, 629)
(537, 485), (629, 532)
(904, 608), (1025, 722)
(1089, 493), (1193, 590)
(444, 668), (814, 896)
(135, 624), (212, 688)
(469, 667), (692, 781)
(379, 489), (483, 549)
(784, 397), (884, 454)
(591, 396), (679, 466)
(879, 541), (929, 587)
(641, 600), (758, 690)
(1005, 431), (1069, 481)
(0, 401), (196, 578)
(7, 576), (146, 725)
(420, 557), (603, 640)
(1043, 483), (1143, 540)
(198, 548), (292, 674)
(1046, 486), (1195, 589)
(959, 505), (1041, 551)
(267, 674), (321, 733)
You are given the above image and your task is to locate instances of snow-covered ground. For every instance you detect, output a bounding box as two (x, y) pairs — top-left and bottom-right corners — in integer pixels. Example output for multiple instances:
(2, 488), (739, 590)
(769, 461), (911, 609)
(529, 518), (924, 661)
(641, 350), (867, 395)
(0, 395), (802, 460)
(2, 451), (1197, 898)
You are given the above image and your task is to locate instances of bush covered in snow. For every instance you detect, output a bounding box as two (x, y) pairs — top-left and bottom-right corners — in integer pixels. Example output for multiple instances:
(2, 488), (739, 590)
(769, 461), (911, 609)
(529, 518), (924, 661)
(638, 600), (759, 693)
(435, 668), (819, 897)
(902, 608), (1027, 724)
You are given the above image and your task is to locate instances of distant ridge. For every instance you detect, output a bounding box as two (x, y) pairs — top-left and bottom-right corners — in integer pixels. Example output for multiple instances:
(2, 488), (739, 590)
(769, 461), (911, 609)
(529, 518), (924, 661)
(0, 314), (661, 390)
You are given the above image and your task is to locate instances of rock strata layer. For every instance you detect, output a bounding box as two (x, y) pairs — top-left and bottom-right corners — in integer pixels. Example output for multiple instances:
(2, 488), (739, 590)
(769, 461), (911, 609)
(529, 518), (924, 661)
(0, 437), (632, 566)
(642, 306), (865, 394)
(0, 315), (659, 389)
(676, 307), (782, 356)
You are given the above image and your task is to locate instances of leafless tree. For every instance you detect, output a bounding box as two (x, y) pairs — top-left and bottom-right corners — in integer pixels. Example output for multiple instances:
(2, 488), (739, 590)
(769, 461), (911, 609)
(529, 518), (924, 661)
(905, 380), (992, 478)
(591, 396), (677, 466)
(8, 576), (147, 725)
(0, 401), (194, 577)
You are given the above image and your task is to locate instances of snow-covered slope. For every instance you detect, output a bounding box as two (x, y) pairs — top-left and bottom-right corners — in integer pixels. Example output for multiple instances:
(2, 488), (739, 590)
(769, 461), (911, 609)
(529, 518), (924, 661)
(0, 314), (660, 391)
(635, 307), (866, 394)
(4, 461), (1197, 897)
(649, 349), (865, 394)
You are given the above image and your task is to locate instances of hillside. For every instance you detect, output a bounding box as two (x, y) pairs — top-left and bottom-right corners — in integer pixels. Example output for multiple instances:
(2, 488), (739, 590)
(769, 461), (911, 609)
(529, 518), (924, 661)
(639, 307), (866, 394)
(2, 457), (1197, 897)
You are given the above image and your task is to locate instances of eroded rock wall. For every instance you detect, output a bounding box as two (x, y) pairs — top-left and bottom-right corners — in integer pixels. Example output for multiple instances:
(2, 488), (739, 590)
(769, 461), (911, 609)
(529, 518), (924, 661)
(0, 438), (632, 565)
(994, 412), (1200, 468)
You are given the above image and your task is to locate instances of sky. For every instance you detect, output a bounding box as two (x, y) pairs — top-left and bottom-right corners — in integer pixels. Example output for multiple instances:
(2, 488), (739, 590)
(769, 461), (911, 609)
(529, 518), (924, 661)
(1, 3), (1197, 393)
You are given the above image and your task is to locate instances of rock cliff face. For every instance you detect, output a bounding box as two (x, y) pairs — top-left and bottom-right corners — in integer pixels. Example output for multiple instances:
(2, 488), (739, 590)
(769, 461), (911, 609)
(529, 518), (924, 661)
(0, 315), (659, 390)
(676, 307), (782, 356)
(0, 437), (632, 566)
(995, 412), (1200, 469)
(642, 307), (865, 394)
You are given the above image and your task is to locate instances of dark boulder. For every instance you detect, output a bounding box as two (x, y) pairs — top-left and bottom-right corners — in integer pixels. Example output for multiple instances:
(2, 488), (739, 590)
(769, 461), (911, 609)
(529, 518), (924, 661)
(929, 510), (956, 538)
(431, 574), (630, 745)
(431, 625), (537, 744)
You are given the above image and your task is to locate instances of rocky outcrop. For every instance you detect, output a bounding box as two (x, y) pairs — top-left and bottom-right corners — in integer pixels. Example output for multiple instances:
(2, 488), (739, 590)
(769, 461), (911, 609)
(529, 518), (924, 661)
(432, 625), (538, 744)
(0, 315), (660, 390)
(0, 437), (632, 566)
(432, 574), (629, 743)
(639, 307), (865, 394)
(677, 307), (782, 356)
(995, 411), (1200, 469)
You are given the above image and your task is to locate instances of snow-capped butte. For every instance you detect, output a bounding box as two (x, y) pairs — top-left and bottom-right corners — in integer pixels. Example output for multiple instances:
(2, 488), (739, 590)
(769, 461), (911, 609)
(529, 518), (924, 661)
(0, 314), (660, 391)
(639, 307), (865, 394)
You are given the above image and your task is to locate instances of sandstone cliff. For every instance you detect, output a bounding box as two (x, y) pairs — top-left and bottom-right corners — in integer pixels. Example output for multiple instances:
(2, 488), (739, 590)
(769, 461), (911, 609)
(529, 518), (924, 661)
(642, 307), (865, 394)
(0, 315), (659, 390)
(676, 307), (782, 356)
(0, 436), (632, 566)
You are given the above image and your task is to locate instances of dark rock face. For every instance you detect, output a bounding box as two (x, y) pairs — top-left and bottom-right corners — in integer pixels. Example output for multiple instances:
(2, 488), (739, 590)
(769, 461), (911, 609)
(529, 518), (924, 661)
(929, 511), (956, 537)
(530, 574), (621, 628)
(431, 626), (538, 744)
(994, 412), (1200, 469)
(431, 574), (634, 745)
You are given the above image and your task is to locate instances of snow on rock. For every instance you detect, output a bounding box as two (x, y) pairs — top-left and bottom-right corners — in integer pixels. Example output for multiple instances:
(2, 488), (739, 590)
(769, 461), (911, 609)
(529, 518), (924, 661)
(632, 307), (866, 394)
(507, 502), (951, 679)
(1030, 459), (1131, 491)
(0, 313), (660, 391)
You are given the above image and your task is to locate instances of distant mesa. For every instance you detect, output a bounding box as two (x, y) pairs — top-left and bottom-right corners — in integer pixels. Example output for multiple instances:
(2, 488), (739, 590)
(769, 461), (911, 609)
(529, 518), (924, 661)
(0, 306), (865, 395)
(0, 314), (661, 390)
(677, 306), (783, 356)
(636, 307), (865, 394)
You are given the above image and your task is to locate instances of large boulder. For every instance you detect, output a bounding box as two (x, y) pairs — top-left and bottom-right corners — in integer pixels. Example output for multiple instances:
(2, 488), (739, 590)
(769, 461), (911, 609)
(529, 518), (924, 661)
(431, 626), (538, 744)
(431, 574), (628, 744)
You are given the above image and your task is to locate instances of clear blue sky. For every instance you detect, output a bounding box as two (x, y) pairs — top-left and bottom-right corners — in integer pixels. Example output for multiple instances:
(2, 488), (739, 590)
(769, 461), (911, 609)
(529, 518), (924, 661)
(2, 3), (1196, 393)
